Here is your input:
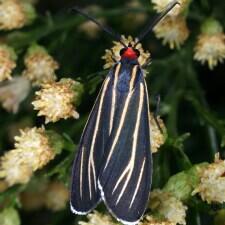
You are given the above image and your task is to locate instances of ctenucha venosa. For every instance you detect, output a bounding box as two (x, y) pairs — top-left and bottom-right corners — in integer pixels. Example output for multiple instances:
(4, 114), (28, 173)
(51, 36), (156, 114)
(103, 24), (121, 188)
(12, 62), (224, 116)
(70, 1), (179, 224)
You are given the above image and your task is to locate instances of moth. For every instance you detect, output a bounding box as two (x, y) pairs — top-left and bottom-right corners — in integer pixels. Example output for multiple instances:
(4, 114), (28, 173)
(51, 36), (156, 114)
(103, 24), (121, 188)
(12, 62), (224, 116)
(70, 1), (179, 224)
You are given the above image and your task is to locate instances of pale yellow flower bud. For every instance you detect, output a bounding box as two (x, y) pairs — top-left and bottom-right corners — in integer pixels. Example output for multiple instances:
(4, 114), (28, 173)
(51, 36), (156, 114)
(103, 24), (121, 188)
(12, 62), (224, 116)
(194, 33), (225, 69)
(14, 127), (56, 170)
(192, 153), (225, 204)
(0, 149), (33, 186)
(102, 35), (150, 69)
(0, 127), (57, 186)
(194, 19), (225, 70)
(23, 45), (59, 86)
(0, 44), (17, 82)
(32, 79), (80, 123)
(153, 15), (189, 49)
(150, 190), (187, 225)
(0, 0), (36, 30)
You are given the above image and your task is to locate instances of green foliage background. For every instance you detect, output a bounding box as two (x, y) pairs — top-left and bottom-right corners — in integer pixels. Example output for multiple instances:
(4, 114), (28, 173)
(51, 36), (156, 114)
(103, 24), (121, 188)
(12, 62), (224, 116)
(0, 0), (225, 225)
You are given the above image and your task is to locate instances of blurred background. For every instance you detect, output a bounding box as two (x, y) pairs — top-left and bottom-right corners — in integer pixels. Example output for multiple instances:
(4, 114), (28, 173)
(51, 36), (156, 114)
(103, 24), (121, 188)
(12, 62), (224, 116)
(0, 0), (225, 225)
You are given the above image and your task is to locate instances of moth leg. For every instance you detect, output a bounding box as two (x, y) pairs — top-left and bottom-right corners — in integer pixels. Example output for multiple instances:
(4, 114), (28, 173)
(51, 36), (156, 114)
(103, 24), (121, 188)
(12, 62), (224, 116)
(153, 94), (163, 134)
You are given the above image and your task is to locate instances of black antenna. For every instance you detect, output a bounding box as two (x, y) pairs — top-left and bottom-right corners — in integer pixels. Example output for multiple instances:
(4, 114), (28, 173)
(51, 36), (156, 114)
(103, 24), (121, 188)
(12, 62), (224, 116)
(135, 0), (180, 46)
(71, 6), (127, 47)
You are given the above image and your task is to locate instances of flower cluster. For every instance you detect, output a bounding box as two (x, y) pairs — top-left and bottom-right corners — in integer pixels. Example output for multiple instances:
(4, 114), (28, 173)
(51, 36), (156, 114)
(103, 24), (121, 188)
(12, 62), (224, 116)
(149, 189), (187, 225)
(153, 16), (189, 50)
(0, 44), (17, 82)
(23, 45), (59, 86)
(32, 78), (81, 123)
(151, 1), (225, 69)
(194, 19), (225, 70)
(0, 127), (57, 187)
(192, 154), (225, 203)
(152, 0), (190, 49)
(0, 0), (36, 30)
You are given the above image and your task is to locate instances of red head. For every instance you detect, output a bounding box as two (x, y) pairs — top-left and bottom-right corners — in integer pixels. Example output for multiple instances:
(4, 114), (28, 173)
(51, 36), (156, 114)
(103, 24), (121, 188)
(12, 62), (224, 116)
(120, 45), (140, 60)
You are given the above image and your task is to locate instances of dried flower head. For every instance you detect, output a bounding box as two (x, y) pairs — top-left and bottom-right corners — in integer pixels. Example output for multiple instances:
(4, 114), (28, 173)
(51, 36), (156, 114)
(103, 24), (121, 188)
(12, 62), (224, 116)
(194, 19), (225, 70)
(0, 77), (31, 113)
(0, 149), (33, 186)
(78, 5), (105, 39)
(150, 189), (187, 225)
(192, 153), (225, 203)
(32, 79), (80, 123)
(79, 211), (116, 225)
(14, 127), (56, 170)
(150, 115), (167, 153)
(153, 15), (189, 49)
(140, 216), (176, 225)
(194, 33), (225, 69)
(102, 35), (150, 69)
(23, 45), (59, 86)
(44, 181), (69, 211)
(151, 0), (189, 16)
(0, 127), (57, 187)
(0, 44), (17, 82)
(0, 0), (36, 30)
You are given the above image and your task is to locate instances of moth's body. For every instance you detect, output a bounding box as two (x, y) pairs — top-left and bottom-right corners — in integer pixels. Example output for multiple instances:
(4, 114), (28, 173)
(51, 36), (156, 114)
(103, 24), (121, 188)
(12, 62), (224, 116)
(71, 47), (152, 224)
(70, 2), (179, 224)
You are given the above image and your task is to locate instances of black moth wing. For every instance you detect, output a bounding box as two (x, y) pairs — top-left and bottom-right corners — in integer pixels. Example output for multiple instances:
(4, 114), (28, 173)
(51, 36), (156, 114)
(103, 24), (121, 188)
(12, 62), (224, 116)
(70, 67), (117, 214)
(98, 66), (152, 224)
